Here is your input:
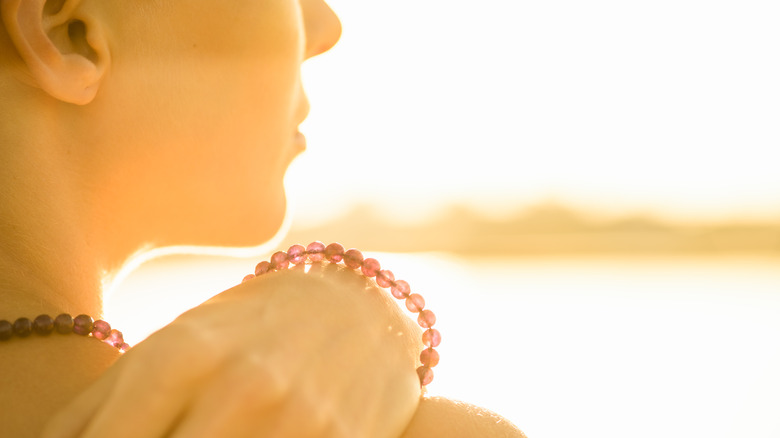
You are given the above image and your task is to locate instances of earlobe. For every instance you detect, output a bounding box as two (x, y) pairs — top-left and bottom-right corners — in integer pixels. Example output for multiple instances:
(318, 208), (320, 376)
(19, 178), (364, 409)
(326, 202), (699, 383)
(1, 0), (109, 105)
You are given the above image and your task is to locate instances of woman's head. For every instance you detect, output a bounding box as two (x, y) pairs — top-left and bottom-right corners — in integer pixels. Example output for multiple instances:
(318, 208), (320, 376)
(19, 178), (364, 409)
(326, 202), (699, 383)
(0, 0), (340, 262)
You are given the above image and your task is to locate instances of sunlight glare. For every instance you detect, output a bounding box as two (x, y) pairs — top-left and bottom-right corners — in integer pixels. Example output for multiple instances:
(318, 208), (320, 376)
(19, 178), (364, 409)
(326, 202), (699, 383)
(286, 0), (780, 227)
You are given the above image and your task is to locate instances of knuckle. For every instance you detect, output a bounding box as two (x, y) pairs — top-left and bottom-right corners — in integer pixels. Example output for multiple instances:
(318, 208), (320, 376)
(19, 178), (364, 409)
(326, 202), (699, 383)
(229, 354), (289, 408)
(128, 322), (221, 392)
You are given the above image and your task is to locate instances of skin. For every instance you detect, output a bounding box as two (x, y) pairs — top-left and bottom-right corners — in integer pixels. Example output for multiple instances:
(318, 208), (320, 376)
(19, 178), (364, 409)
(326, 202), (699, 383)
(0, 0), (526, 437)
(0, 0), (322, 316)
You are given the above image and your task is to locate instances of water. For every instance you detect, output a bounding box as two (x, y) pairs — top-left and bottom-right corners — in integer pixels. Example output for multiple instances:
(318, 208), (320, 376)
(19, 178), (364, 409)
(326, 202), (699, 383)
(108, 253), (780, 438)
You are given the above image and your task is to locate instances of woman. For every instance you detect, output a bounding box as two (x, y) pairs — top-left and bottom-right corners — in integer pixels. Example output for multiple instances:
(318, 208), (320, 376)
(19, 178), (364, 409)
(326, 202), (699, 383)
(0, 0), (525, 436)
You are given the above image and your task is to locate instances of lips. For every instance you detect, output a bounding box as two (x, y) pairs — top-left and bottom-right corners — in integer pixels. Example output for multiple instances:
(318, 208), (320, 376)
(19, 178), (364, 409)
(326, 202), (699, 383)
(295, 91), (311, 126)
(289, 89), (310, 156)
(294, 131), (306, 150)
(292, 95), (309, 153)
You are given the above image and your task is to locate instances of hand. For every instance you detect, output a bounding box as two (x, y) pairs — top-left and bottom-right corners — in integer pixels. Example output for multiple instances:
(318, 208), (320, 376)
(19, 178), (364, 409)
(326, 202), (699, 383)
(42, 264), (423, 438)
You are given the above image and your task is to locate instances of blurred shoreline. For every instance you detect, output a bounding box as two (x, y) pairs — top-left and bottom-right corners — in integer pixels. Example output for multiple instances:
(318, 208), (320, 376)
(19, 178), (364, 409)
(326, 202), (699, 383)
(281, 202), (780, 256)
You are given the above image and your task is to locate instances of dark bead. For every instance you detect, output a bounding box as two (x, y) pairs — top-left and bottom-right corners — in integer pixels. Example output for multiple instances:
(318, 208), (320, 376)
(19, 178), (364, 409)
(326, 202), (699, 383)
(13, 317), (32, 337)
(32, 314), (54, 335)
(73, 314), (94, 336)
(53, 314), (74, 334)
(92, 320), (111, 340)
(0, 320), (12, 341)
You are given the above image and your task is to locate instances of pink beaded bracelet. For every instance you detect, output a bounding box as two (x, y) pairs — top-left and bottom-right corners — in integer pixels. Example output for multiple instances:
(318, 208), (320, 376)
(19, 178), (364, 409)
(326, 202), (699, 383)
(241, 242), (441, 387)
(0, 313), (129, 352)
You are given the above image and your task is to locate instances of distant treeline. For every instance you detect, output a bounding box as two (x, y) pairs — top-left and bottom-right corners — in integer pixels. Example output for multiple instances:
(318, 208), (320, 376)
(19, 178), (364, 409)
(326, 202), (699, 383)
(279, 203), (780, 255)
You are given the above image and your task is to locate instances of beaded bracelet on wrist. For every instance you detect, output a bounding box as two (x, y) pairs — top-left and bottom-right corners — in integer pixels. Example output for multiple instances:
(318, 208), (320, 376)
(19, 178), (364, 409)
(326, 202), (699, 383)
(241, 242), (441, 387)
(0, 242), (441, 386)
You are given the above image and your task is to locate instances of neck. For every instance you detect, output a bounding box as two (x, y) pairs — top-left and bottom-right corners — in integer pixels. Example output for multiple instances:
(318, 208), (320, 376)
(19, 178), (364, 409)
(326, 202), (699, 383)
(0, 114), (126, 438)
(0, 197), (109, 320)
(0, 121), (115, 320)
(0, 248), (105, 320)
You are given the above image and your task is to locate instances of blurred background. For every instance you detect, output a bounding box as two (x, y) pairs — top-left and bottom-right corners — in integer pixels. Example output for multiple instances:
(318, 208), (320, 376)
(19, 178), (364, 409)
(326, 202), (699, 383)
(108, 1), (780, 437)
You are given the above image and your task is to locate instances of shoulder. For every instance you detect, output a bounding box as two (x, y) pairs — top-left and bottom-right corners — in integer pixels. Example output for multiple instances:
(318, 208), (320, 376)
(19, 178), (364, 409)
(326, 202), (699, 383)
(401, 397), (527, 438)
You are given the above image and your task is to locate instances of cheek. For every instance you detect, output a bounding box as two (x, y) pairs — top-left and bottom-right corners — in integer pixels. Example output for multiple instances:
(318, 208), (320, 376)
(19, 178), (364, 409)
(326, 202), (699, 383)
(86, 1), (305, 246)
(142, 1), (304, 164)
(109, 1), (304, 172)
(181, 1), (305, 60)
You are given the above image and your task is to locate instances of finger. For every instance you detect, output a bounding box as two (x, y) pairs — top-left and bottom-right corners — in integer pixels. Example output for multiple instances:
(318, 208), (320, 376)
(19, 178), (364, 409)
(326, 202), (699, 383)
(74, 340), (214, 438)
(40, 361), (127, 438)
(264, 329), (383, 438)
(169, 354), (288, 438)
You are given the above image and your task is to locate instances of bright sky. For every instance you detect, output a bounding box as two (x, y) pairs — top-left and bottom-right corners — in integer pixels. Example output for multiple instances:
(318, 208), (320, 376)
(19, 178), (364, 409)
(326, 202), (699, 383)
(107, 4), (780, 433)
(286, 0), (780, 227)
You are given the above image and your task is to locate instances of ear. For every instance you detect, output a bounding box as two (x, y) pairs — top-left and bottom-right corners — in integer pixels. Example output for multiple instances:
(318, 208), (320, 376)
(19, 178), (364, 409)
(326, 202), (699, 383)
(1, 0), (110, 105)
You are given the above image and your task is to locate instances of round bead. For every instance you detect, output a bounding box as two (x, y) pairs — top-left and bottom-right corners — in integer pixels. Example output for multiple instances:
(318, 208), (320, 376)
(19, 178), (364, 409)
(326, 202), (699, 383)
(422, 329), (441, 348)
(361, 258), (381, 277)
(376, 270), (395, 288)
(417, 366), (434, 386)
(306, 241), (326, 262)
(324, 243), (345, 263)
(390, 280), (411, 299)
(107, 329), (124, 347)
(417, 309), (437, 328)
(242, 274), (255, 283)
(270, 251), (289, 270)
(405, 294), (425, 313)
(420, 348), (440, 368)
(13, 318), (32, 337)
(73, 315), (94, 336)
(0, 314), (127, 351)
(0, 320), (12, 341)
(343, 249), (364, 270)
(255, 261), (272, 276)
(54, 314), (74, 334)
(92, 320), (111, 340)
(32, 314), (54, 336)
(287, 244), (306, 264)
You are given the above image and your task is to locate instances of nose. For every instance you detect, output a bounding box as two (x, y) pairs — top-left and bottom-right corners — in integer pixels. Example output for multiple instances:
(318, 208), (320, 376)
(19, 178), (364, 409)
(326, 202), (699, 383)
(302, 0), (342, 59)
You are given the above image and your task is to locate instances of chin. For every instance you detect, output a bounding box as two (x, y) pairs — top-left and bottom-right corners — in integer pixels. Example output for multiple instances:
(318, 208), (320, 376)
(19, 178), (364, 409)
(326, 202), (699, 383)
(220, 192), (288, 249)
(157, 187), (289, 253)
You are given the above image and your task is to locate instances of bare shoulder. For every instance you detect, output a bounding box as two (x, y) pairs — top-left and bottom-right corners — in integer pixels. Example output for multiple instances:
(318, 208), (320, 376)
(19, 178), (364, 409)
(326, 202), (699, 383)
(401, 397), (527, 438)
